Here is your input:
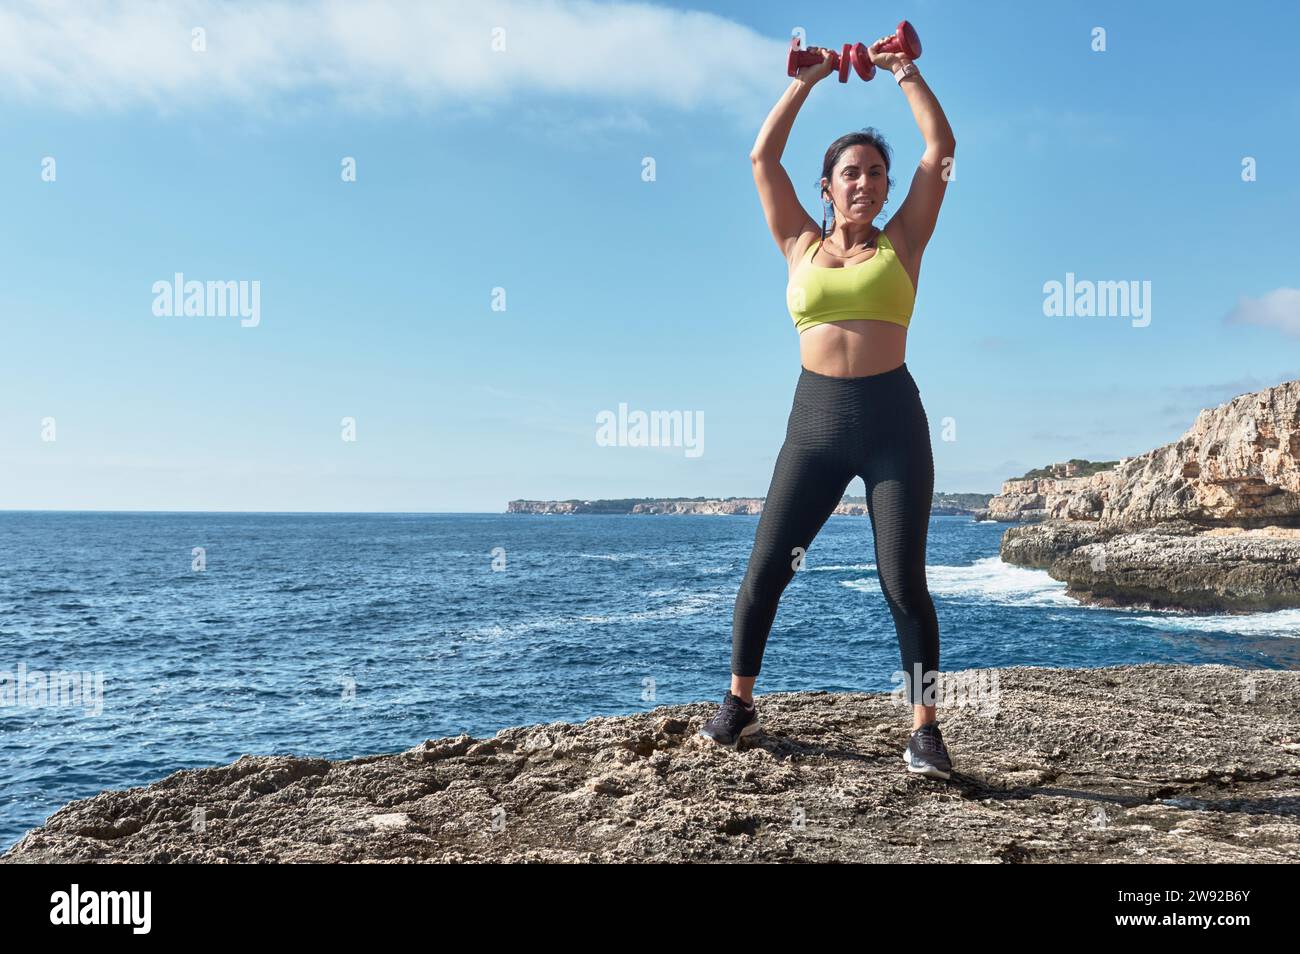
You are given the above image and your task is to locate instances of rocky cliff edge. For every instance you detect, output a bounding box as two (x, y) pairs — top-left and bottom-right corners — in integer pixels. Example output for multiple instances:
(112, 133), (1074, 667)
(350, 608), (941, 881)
(5, 664), (1298, 863)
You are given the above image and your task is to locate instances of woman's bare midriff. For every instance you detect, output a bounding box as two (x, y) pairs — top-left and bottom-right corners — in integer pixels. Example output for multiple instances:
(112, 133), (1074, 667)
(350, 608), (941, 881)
(788, 223), (918, 378)
(798, 320), (907, 377)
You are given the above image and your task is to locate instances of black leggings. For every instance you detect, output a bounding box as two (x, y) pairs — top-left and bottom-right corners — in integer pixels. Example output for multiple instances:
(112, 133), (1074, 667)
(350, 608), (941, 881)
(731, 361), (939, 706)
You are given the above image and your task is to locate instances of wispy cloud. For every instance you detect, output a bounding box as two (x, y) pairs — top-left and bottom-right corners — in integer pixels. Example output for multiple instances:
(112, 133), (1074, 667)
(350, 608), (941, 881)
(0, 0), (784, 121)
(473, 383), (560, 409)
(1225, 287), (1300, 338)
(1161, 365), (1300, 412)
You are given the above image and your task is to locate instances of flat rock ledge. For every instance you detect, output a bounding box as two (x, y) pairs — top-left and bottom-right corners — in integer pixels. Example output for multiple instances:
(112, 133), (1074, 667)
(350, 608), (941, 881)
(1001, 519), (1300, 612)
(5, 664), (1298, 863)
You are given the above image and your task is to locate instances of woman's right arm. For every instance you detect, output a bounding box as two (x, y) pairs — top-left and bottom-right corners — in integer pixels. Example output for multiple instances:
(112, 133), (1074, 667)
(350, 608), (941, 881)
(750, 51), (833, 264)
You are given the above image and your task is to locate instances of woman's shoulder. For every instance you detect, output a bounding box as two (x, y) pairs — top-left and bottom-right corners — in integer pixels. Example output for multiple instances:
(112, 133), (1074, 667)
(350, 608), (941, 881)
(786, 228), (822, 273)
(881, 219), (917, 266)
(881, 219), (905, 252)
(881, 219), (921, 291)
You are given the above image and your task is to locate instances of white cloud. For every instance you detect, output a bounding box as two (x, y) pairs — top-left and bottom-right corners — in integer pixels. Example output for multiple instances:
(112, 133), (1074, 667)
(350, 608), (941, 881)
(1225, 287), (1300, 337)
(0, 0), (786, 120)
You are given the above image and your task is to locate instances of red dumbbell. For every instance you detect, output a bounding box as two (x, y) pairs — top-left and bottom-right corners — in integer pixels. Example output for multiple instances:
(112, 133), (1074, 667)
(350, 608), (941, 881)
(786, 20), (922, 83)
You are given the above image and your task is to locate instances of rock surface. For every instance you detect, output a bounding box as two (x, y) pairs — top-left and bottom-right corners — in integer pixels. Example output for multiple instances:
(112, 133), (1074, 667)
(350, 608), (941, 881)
(5, 664), (1298, 863)
(1053, 521), (1300, 613)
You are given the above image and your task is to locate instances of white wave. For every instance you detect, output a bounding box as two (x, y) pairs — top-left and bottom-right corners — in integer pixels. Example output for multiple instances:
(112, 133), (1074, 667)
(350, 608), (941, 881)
(454, 584), (734, 640)
(810, 563), (877, 572)
(832, 558), (1072, 606)
(836, 557), (1300, 634)
(841, 578), (880, 593)
(575, 590), (731, 625)
(923, 557), (1079, 608)
(1117, 608), (1300, 639)
(450, 614), (575, 645)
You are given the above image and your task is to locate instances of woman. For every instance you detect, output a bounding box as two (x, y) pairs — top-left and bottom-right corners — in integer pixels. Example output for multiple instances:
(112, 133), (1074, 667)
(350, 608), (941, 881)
(700, 36), (956, 779)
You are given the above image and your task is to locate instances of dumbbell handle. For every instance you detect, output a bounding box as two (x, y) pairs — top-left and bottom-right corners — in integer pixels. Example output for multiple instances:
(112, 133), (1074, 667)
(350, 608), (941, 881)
(787, 41), (870, 82)
(787, 43), (844, 75)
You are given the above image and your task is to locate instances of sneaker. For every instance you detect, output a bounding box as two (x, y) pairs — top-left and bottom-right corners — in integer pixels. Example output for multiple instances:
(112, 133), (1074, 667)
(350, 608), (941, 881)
(903, 721), (953, 779)
(698, 690), (761, 748)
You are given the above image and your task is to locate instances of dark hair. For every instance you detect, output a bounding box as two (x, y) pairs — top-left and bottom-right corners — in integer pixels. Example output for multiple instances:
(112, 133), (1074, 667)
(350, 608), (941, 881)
(816, 127), (894, 235)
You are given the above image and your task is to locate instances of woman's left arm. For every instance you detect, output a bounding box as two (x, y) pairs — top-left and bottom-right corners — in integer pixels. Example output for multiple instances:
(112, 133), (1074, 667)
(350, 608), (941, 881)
(870, 41), (956, 260)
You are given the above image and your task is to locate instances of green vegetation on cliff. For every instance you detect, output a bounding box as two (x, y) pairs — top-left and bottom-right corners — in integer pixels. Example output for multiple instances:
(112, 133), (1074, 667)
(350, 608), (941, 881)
(1018, 458), (1121, 480)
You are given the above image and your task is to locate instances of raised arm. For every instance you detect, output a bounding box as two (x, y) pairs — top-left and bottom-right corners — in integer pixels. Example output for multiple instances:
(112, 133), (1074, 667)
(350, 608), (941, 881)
(868, 38), (956, 261)
(749, 49), (835, 264)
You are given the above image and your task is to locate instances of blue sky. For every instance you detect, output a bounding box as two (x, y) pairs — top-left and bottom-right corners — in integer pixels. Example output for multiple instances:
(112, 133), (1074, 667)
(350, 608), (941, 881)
(2, 0), (1298, 513)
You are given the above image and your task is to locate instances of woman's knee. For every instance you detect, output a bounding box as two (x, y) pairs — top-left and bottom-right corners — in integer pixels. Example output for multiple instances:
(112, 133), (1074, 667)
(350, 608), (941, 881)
(879, 570), (934, 617)
(740, 553), (798, 605)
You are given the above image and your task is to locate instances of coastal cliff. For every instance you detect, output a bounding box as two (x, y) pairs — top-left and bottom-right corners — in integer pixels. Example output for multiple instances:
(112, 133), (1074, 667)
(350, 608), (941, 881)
(990, 379), (1300, 612)
(973, 459), (1123, 524)
(4, 664), (1297, 863)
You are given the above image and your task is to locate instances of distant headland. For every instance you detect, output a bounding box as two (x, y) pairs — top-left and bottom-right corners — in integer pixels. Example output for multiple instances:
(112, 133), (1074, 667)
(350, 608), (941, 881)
(507, 492), (994, 517)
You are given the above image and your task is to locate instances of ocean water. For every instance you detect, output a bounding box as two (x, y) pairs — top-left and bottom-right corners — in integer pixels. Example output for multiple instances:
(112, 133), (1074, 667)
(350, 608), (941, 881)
(2, 510), (1297, 851)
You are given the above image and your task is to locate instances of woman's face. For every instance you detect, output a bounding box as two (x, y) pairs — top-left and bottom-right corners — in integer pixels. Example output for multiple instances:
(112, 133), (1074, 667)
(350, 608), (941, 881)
(823, 144), (888, 225)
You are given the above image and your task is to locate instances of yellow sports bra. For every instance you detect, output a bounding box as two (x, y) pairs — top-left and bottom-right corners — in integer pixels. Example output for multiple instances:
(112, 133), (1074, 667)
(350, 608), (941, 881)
(786, 230), (916, 333)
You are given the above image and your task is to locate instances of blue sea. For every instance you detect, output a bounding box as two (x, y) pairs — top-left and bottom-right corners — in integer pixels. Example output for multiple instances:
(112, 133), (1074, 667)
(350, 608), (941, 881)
(2, 510), (1298, 851)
